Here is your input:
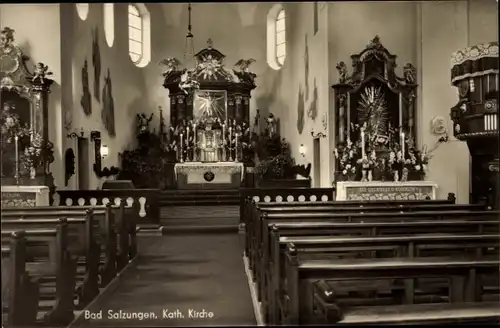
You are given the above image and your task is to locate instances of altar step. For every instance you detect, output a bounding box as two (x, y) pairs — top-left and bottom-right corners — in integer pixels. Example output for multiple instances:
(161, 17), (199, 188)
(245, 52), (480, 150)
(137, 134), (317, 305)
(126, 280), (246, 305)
(159, 189), (240, 206)
(159, 205), (240, 234)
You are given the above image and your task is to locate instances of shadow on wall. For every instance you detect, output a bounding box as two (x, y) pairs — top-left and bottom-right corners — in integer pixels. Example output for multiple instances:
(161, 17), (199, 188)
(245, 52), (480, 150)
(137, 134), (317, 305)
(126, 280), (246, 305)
(304, 34), (309, 101)
(92, 27), (101, 103)
(255, 71), (285, 120)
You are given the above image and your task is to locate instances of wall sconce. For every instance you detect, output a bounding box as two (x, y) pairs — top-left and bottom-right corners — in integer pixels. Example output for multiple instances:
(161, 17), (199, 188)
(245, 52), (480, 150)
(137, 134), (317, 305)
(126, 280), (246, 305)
(90, 130), (102, 176)
(299, 144), (306, 157)
(100, 145), (109, 158)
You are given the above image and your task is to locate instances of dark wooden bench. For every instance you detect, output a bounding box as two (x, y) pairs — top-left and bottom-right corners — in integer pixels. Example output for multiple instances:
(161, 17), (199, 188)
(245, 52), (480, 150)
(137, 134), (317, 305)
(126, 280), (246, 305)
(2, 231), (40, 327)
(282, 244), (499, 325)
(241, 193), (456, 228)
(250, 209), (499, 279)
(2, 220), (78, 326)
(1, 215), (100, 308)
(239, 188), (337, 225)
(1, 201), (137, 273)
(57, 189), (160, 226)
(265, 233), (499, 324)
(244, 198), (461, 259)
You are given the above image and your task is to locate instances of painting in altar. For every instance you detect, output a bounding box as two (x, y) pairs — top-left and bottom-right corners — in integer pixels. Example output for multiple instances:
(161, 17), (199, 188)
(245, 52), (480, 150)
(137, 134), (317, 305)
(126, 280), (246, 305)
(193, 90), (227, 123)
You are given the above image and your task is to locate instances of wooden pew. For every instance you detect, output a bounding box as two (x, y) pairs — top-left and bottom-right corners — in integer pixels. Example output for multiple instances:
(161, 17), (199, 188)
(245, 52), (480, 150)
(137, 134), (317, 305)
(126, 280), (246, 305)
(281, 243), (499, 325)
(2, 220), (78, 326)
(57, 189), (160, 227)
(1, 215), (100, 308)
(241, 192), (456, 229)
(2, 231), (40, 327)
(1, 201), (136, 275)
(250, 209), (499, 282)
(239, 187), (337, 226)
(244, 198), (462, 260)
(266, 232), (499, 324)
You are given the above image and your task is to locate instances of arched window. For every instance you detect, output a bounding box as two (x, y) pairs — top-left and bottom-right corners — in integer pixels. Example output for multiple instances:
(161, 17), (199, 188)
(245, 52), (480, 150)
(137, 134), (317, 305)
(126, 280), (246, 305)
(266, 5), (286, 70)
(103, 4), (114, 47)
(75, 3), (89, 21)
(128, 4), (151, 67)
(275, 9), (286, 66)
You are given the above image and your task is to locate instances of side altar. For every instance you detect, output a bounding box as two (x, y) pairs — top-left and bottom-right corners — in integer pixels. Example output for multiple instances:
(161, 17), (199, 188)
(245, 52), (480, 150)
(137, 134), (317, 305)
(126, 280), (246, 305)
(332, 36), (443, 200)
(1, 27), (56, 204)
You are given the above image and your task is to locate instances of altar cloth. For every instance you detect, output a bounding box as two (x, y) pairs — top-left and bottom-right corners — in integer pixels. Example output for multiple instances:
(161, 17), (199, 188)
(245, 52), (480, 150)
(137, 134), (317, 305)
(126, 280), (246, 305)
(335, 181), (438, 201)
(1, 185), (50, 207)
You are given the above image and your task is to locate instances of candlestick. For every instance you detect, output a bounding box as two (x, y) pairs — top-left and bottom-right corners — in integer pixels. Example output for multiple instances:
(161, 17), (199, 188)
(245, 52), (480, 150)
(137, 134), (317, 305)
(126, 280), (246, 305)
(361, 129), (366, 158)
(222, 123), (226, 161)
(235, 133), (239, 162)
(180, 133), (184, 162)
(14, 135), (19, 183)
(193, 124), (197, 161)
(400, 131), (405, 160)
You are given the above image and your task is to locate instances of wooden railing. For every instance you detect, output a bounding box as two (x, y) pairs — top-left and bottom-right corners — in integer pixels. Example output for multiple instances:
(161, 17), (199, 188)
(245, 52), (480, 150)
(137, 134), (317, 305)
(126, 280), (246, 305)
(56, 189), (161, 225)
(239, 187), (336, 225)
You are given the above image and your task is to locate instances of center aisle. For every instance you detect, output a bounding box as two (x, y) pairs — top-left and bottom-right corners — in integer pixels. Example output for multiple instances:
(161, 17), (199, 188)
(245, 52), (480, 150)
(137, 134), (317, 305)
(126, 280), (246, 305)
(80, 234), (256, 327)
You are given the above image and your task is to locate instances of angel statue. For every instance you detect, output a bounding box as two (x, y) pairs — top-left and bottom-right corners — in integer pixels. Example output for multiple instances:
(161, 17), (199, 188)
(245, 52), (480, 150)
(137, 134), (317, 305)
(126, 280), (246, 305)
(0, 27), (15, 48)
(32, 62), (53, 83)
(234, 59), (256, 72)
(159, 57), (182, 76)
(401, 63), (416, 85)
(137, 113), (154, 134)
(336, 61), (351, 84)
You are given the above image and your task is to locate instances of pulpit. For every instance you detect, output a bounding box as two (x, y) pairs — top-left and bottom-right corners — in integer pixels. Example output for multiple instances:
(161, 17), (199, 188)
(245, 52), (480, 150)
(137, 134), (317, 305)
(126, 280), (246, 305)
(450, 41), (499, 207)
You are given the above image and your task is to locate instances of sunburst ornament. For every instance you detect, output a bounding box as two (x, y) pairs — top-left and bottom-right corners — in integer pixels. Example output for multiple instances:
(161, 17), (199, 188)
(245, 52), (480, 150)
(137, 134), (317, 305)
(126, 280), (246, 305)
(357, 86), (389, 142)
(196, 54), (223, 80)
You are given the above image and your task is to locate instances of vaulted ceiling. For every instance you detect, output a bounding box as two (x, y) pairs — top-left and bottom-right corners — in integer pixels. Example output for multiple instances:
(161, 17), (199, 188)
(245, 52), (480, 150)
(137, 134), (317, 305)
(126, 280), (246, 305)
(160, 3), (265, 28)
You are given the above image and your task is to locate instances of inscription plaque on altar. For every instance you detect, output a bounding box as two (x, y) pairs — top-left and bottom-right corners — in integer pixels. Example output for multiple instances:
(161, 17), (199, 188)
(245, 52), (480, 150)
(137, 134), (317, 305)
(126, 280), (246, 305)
(1, 185), (50, 207)
(336, 181), (438, 201)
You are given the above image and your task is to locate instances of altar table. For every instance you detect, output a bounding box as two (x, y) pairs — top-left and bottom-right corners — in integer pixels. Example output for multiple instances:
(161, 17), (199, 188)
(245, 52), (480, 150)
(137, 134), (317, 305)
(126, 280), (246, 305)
(174, 162), (244, 190)
(335, 181), (439, 201)
(1, 185), (50, 207)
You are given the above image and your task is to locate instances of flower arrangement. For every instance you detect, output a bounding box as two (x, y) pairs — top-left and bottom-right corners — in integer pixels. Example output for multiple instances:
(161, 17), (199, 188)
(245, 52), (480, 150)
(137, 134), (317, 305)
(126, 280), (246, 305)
(334, 123), (444, 182)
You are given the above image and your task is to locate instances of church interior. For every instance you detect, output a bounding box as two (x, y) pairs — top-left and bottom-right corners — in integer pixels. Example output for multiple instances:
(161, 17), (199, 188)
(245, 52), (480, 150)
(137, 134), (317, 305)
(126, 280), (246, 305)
(1, 1), (499, 327)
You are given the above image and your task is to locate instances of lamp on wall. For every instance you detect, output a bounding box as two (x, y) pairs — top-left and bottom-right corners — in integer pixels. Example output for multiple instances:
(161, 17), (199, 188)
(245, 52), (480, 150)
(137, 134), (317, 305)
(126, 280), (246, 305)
(299, 144), (306, 157)
(100, 145), (109, 158)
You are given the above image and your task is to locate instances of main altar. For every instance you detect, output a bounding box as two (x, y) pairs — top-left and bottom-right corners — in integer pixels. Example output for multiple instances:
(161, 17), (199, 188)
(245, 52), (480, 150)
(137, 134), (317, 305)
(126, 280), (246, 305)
(162, 37), (257, 189)
(332, 36), (441, 200)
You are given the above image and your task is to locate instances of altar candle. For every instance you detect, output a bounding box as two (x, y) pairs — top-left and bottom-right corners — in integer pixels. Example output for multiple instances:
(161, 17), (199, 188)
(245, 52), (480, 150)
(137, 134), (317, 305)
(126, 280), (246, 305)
(193, 124), (197, 147)
(400, 132), (405, 159)
(235, 133), (239, 161)
(361, 129), (366, 158)
(187, 127), (190, 140)
(14, 135), (19, 178)
(180, 133), (184, 161)
(229, 127), (233, 147)
(222, 123), (226, 143)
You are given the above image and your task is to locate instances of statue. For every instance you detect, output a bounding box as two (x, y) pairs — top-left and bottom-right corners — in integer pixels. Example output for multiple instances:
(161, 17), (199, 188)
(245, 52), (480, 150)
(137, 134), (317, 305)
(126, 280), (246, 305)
(0, 27), (15, 48)
(266, 113), (277, 138)
(137, 113), (153, 134)
(358, 86), (389, 142)
(234, 59), (256, 73)
(336, 61), (351, 84)
(402, 63), (416, 85)
(159, 57), (182, 75)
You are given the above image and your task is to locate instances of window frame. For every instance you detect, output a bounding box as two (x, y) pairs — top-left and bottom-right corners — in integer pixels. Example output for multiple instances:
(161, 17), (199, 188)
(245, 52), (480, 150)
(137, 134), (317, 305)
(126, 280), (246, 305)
(128, 4), (144, 64)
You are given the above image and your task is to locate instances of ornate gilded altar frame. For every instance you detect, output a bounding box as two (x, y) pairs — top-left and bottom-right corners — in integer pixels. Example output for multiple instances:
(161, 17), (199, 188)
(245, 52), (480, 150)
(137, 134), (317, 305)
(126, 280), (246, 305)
(331, 36), (418, 146)
(0, 28), (53, 143)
